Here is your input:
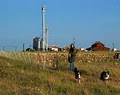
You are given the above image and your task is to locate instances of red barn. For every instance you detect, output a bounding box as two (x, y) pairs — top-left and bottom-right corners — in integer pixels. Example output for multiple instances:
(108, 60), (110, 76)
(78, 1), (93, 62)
(87, 41), (110, 51)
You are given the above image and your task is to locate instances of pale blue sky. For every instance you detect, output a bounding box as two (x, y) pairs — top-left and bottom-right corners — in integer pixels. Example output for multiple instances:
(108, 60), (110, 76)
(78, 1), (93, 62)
(0, 0), (120, 51)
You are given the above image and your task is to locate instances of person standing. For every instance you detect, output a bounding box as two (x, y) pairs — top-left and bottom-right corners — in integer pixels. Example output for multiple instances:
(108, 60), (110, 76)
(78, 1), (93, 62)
(68, 43), (77, 71)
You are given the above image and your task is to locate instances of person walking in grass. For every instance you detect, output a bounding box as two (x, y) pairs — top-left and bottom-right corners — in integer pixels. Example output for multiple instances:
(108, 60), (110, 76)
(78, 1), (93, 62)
(68, 43), (77, 71)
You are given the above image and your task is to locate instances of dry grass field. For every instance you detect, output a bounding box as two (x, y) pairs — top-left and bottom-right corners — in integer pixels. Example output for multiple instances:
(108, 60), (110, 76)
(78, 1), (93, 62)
(0, 51), (120, 95)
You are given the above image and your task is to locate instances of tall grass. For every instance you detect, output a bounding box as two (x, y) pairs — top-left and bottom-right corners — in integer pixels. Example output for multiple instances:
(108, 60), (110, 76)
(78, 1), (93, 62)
(0, 51), (120, 95)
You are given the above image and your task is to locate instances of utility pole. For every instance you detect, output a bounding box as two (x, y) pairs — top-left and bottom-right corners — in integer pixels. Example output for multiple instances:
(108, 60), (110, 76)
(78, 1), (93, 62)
(113, 42), (114, 49)
(73, 37), (75, 45)
(23, 43), (25, 52)
(45, 26), (49, 51)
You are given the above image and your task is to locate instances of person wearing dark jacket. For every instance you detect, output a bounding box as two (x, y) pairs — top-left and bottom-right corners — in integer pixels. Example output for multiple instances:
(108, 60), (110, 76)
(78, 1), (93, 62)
(68, 43), (77, 71)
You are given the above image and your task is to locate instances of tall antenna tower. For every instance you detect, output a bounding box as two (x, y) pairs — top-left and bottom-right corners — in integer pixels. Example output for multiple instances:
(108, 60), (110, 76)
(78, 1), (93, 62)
(41, 5), (46, 51)
(41, 5), (48, 51)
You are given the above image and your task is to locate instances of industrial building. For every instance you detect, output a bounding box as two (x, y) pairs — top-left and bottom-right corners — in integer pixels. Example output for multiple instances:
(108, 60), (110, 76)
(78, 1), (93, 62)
(33, 5), (48, 51)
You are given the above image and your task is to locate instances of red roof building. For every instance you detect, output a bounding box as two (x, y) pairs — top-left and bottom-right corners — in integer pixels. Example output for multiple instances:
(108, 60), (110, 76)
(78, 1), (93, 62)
(87, 41), (110, 51)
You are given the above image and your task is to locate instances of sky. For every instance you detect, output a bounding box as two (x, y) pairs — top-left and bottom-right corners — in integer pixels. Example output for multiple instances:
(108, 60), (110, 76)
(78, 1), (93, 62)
(0, 0), (120, 51)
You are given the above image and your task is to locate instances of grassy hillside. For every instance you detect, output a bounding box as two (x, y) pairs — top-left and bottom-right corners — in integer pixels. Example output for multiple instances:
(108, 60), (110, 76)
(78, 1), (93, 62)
(0, 53), (120, 95)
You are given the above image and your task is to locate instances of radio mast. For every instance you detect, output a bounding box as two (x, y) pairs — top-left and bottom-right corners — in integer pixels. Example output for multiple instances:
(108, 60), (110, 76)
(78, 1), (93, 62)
(41, 5), (48, 51)
(41, 5), (46, 51)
